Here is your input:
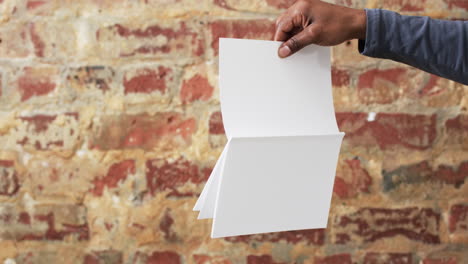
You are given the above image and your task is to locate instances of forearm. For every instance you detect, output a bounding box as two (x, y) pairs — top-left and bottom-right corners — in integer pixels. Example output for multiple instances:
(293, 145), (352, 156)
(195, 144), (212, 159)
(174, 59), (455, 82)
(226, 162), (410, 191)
(359, 9), (468, 85)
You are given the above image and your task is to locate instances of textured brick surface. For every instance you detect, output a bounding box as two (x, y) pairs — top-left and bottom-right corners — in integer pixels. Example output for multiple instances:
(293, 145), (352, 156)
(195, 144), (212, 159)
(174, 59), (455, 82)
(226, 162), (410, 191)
(0, 0), (466, 263)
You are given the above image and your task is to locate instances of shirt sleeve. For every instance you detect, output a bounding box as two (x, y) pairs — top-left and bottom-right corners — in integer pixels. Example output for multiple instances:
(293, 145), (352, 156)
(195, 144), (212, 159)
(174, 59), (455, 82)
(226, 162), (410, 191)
(359, 9), (468, 85)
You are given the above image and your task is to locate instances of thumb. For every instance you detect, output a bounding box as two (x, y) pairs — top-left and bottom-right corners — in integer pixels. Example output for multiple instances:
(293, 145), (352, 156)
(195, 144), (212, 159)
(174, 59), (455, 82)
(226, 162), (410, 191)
(278, 24), (320, 58)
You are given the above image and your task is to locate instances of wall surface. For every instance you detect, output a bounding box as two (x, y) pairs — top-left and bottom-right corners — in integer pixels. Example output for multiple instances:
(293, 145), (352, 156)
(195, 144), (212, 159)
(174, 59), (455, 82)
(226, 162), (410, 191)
(0, 0), (467, 263)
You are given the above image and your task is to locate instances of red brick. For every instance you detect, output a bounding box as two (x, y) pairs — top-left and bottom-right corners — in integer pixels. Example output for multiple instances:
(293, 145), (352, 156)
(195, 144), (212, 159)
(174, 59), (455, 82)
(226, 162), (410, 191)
(0, 23), (31, 58)
(27, 0), (47, 10)
(209, 111), (225, 135)
(449, 203), (468, 233)
(96, 21), (203, 58)
(363, 253), (413, 264)
(247, 255), (285, 264)
(383, 160), (468, 192)
(193, 255), (232, 264)
(381, 0), (426, 12)
(90, 113), (196, 150)
(91, 160), (136, 196)
(25, 0), (59, 16)
(336, 112), (437, 150)
(0, 204), (88, 241)
(124, 66), (172, 94)
(146, 158), (210, 197)
(84, 250), (123, 264)
(265, 0), (296, 9)
(419, 75), (444, 96)
(67, 66), (116, 93)
(445, 115), (468, 150)
(209, 19), (275, 55)
(17, 67), (57, 101)
(445, 0), (468, 10)
(0, 160), (20, 196)
(315, 253), (353, 264)
(159, 208), (176, 241)
(27, 20), (76, 59)
(333, 207), (440, 244)
(26, 156), (100, 199)
(332, 67), (351, 87)
(357, 68), (407, 104)
(17, 113), (80, 151)
(29, 23), (46, 57)
(132, 251), (181, 264)
(333, 159), (372, 199)
(423, 257), (458, 264)
(224, 228), (325, 245)
(180, 74), (214, 104)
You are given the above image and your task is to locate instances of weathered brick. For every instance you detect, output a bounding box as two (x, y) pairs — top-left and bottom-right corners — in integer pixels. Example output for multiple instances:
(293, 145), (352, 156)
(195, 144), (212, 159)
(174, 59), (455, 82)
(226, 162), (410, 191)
(209, 111), (225, 135)
(83, 250), (123, 264)
(333, 159), (372, 199)
(423, 257), (458, 264)
(381, 0), (426, 12)
(445, 115), (468, 150)
(224, 229), (325, 245)
(247, 255), (284, 264)
(146, 158), (210, 197)
(15, 250), (83, 263)
(16, 67), (58, 101)
(95, 21), (203, 59)
(0, 160), (20, 196)
(193, 254), (232, 264)
(159, 208), (176, 241)
(0, 204), (88, 241)
(357, 68), (408, 104)
(28, 20), (76, 60)
(315, 253), (353, 264)
(67, 66), (116, 93)
(383, 160), (468, 192)
(209, 111), (227, 147)
(333, 207), (441, 244)
(332, 66), (351, 87)
(336, 112), (437, 150)
(91, 160), (136, 196)
(16, 113), (80, 151)
(180, 65), (214, 104)
(212, 0), (292, 12)
(90, 113), (196, 150)
(25, 0), (59, 15)
(131, 251), (181, 264)
(363, 253), (413, 264)
(332, 40), (376, 67)
(445, 0), (468, 11)
(449, 203), (468, 233)
(124, 66), (173, 95)
(0, 22), (31, 58)
(208, 19), (275, 56)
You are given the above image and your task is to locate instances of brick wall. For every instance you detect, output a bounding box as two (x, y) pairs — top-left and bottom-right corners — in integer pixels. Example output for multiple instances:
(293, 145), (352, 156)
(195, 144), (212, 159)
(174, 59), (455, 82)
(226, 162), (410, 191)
(0, 0), (467, 263)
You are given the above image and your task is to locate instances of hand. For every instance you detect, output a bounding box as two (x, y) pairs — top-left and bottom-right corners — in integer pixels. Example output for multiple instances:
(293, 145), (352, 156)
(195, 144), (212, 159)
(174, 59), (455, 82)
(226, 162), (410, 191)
(275, 0), (366, 58)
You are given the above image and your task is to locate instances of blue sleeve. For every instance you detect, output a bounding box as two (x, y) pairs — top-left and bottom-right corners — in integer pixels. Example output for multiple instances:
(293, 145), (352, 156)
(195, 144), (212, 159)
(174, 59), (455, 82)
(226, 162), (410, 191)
(359, 9), (468, 85)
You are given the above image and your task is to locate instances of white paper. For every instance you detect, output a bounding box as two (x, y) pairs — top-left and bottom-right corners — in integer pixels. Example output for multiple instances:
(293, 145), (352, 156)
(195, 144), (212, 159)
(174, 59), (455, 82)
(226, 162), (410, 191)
(194, 38), (344, 238)
(219, 38), (337, 138)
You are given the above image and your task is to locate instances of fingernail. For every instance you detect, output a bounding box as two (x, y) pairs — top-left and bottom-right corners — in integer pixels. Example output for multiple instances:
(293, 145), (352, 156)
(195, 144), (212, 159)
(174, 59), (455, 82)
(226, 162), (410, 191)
(278, 45), (291, 58)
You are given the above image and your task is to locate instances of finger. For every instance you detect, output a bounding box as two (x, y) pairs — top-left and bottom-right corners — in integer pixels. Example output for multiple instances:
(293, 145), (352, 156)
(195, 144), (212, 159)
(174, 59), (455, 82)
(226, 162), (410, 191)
(274, 16), (294, 41)
(278, 24), (320, 58)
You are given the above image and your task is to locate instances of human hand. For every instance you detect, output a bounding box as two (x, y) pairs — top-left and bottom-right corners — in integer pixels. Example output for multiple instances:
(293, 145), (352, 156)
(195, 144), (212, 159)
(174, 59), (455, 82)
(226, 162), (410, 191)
(275, 0), (366, 58)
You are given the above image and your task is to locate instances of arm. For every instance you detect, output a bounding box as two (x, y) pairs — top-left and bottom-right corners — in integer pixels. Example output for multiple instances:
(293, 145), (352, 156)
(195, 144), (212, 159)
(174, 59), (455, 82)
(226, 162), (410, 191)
(360, 9), (468, 85)
(275, 0), (468, 85)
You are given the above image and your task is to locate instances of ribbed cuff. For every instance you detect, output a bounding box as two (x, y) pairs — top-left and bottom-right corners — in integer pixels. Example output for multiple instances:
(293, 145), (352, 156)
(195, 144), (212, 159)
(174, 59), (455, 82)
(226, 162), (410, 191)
(358, 9), (380, 57)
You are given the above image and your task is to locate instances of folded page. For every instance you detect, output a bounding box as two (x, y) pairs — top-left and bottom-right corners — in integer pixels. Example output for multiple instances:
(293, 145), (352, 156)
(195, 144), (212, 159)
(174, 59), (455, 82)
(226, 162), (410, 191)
(212, 135), (344, 238)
